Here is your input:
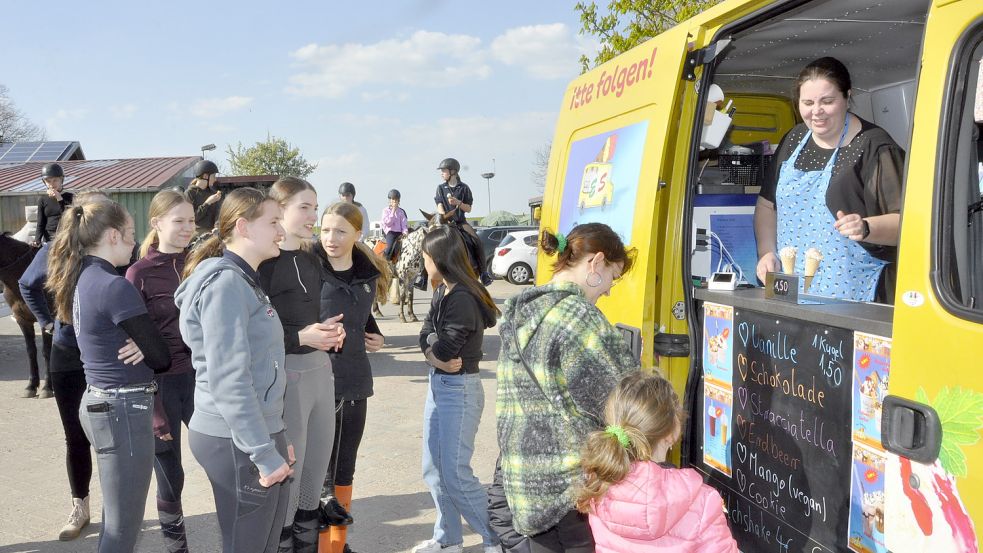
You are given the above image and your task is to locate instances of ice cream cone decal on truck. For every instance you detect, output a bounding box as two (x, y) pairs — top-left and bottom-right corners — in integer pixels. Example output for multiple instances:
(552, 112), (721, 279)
(885, 387), (983, 552)
(578, 135), (617, 211)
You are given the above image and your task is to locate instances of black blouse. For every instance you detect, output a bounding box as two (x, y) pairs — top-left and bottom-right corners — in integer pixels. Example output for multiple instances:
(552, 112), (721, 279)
(759, 116), (905, 263)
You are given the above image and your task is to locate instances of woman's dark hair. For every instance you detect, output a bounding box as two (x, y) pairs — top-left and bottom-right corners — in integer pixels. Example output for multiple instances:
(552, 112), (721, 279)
(541, 223), (636, 277)
(794, 56), (852, 104)
(422, 226), (500, 322)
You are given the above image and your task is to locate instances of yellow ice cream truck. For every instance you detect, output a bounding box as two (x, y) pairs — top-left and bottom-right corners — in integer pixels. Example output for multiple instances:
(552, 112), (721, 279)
(538, 0), (983, 551)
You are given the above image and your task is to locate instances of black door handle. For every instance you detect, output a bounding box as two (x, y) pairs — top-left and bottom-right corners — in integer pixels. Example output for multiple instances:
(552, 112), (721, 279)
(881, 395), (943, 464)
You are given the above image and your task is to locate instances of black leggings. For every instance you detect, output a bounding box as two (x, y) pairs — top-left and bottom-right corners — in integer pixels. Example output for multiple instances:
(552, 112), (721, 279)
(528, 510), (595, 553)
(50, 344), (91, 500)
(326, 399), (367, 489)
(383, 230), (402, 261)
(154, 371), (196, 504)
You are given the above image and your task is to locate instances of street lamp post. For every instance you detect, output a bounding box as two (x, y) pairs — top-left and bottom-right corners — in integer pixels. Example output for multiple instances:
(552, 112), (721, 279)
(481, 172), (495, 215)
(200, 143), (216, 159)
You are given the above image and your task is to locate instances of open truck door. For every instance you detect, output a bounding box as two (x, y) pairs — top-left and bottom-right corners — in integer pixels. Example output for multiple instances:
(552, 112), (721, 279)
(882, 0), (983, 550)
(539, 18), (712, 370)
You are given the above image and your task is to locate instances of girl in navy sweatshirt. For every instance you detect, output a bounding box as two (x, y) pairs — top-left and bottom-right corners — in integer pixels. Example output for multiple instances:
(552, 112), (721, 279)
(46, 199), (171, 553)
(411, 225), (500, 553)
(125, 189), (196, 552)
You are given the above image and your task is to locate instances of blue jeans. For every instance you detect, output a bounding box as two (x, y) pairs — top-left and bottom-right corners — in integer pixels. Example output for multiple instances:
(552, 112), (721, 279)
(422, 369), (498, 547)
(78, 386), (155, 553)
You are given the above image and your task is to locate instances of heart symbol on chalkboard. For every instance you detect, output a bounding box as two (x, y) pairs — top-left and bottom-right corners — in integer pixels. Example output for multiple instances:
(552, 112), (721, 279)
(738, 321), (749, 348)
(737, 354), (748, 382)
(738, 386), (748, 410)
(736, 441), (747, 464)
(736, 414), (748, 439)
(736, 468), (747, 492)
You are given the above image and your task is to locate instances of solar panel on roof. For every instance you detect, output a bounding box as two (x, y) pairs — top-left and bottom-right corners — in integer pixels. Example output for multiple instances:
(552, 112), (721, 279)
(0, 141), (76, 162)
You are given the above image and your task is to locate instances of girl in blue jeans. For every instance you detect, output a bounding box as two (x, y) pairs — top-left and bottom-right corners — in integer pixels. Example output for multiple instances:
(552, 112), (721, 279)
(413, 225), (501, 553)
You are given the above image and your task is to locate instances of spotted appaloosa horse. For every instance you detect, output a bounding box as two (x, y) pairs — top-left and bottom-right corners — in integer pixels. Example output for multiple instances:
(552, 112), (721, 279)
(0, 233), (53, 398)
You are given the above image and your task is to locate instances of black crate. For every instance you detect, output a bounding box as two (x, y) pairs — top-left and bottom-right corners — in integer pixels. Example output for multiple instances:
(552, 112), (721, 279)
(717, 154), (773, 186)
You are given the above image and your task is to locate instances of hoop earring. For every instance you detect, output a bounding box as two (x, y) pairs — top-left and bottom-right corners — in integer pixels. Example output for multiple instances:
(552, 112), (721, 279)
(586, 270), (602, 288)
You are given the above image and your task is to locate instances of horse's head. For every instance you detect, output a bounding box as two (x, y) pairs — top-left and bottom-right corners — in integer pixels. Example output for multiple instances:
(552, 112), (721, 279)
(419, 209), (455, 230)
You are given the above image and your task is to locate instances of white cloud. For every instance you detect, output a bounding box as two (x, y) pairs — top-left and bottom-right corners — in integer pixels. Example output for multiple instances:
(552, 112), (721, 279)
(285, 31), (490, 98)
(45, 108), (89, 140)
(316, 152), (359, 168)
(189, 96), (254, 118)
(359, 90), (410, 103)
(110, 104), (138, 119)
(491, 23), (595, 80)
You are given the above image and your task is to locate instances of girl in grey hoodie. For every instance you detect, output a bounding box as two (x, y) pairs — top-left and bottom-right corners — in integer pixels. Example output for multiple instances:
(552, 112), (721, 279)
(176, 187), (295, 553)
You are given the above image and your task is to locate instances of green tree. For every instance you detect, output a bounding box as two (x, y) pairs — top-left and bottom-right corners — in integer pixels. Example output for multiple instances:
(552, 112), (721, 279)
(226, 135), (317, 178)
(576, 0), (723, 71)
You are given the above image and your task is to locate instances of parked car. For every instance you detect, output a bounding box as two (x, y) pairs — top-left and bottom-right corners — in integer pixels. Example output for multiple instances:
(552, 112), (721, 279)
(491, 230), (539, 285)
(475, 225), (537, 272)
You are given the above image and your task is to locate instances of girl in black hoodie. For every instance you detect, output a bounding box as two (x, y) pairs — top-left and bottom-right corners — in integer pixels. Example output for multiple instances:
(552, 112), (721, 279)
(315, 201), (390, 553)
(411, 225), (501, 553)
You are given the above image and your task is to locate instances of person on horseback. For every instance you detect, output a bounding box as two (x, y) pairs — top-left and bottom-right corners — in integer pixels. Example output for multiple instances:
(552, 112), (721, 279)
(381, 189), (408, 262)
(433, 158), (492, 285)
(34, 163), (74, 245)
(338, 182), (370, 238)
(186, 159), (222, 236)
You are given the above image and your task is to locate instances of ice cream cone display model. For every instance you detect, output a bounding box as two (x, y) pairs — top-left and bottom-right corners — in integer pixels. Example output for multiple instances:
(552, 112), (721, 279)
(804, 247), (823, 292)
(779, 246), (798, 274)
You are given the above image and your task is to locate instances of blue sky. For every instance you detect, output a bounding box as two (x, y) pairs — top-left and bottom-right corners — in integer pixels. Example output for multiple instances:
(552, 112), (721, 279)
(4, 0), (596, 222)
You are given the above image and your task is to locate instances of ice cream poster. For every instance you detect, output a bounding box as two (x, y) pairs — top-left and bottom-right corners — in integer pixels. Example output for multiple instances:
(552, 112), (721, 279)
(848, 444), (888, 553)
(557, 121), (648, 245)
(852, 332), (891, 449)
(704, 382), (733, 477)
(703, 302), (734, 388)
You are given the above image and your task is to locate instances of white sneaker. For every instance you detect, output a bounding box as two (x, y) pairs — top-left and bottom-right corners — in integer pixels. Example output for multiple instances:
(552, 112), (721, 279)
(58, 496), (90, 541)
(483, 546), (504, 553)
(410, 539), (463, 553)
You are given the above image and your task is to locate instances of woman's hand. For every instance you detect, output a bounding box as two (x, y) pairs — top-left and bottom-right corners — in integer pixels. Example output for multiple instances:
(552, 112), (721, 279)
(755, 252), (780, 284)
(364, 332), (384, 353)
(258, 462), (293, 488)
(204, 191), (223, 205)
(117, 338), (145, 365)
(834, 211), (866, 241)
(287, 444), (296, 467)
(425, 348), (462, 372)
(299, 314), (346, 351)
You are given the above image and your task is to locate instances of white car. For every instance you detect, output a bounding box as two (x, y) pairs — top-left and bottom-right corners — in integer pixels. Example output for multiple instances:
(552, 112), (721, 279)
(491, 230), (539, 285)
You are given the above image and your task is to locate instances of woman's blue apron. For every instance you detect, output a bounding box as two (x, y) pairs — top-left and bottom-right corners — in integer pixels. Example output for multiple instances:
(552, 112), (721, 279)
(775, 119), (886, 301)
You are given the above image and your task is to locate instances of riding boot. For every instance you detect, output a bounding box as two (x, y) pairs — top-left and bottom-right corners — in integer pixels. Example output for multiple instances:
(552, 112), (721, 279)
(278, 525), (294, 553)
(157, 498), (190, 553)
(320, 484), (354, 553)
(292, 508), (320, 553)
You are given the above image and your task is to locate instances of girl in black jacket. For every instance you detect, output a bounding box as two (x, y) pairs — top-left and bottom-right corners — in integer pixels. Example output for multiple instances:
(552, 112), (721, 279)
(314, 201), (390, 553)
(411, 225), (500, 553)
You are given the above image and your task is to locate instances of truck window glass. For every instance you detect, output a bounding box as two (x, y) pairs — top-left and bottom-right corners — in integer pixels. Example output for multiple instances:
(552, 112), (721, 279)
(938, 29), (983, 316)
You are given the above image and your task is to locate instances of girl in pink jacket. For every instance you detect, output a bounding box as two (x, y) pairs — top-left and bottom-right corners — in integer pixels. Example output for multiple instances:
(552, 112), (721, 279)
(576, 373), (737, 553)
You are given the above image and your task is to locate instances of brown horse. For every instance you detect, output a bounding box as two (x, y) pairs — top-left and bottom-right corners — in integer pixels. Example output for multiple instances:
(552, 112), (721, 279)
(0, 233), (52, 398)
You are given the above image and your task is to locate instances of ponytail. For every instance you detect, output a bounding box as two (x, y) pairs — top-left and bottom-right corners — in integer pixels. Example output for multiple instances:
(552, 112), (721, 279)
(541, 223), (636, 277)
(46, 200), (129, 322)
(575, 372), (683, 513)
(182, 234), (224, 279)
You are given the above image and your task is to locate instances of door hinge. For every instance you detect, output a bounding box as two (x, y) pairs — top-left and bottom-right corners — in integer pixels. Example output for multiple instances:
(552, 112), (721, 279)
(683, 39), (731, 81)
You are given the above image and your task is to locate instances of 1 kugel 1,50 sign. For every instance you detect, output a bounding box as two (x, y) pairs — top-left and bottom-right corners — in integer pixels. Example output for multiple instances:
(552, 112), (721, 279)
(700, 304), (852, 553)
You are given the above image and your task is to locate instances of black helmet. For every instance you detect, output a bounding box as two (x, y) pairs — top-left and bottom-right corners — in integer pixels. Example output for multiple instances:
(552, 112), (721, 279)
(41, 163), (65, 179)
(437, 158), (460, 172)
(338, 182), (356, 197)
(387, 189), (401, 200)
(194, 160), (218, 178)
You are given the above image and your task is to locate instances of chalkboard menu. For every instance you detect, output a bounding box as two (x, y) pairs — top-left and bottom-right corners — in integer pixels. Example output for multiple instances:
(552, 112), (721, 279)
(700, 303), (854, 553)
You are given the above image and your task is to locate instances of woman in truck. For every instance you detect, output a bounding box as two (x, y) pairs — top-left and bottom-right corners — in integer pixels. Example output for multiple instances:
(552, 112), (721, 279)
(754, 56), (904, 303)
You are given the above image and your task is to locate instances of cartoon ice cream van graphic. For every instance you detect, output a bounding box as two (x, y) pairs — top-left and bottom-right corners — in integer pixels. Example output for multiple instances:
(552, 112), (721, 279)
(579, 135), (617, 211)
